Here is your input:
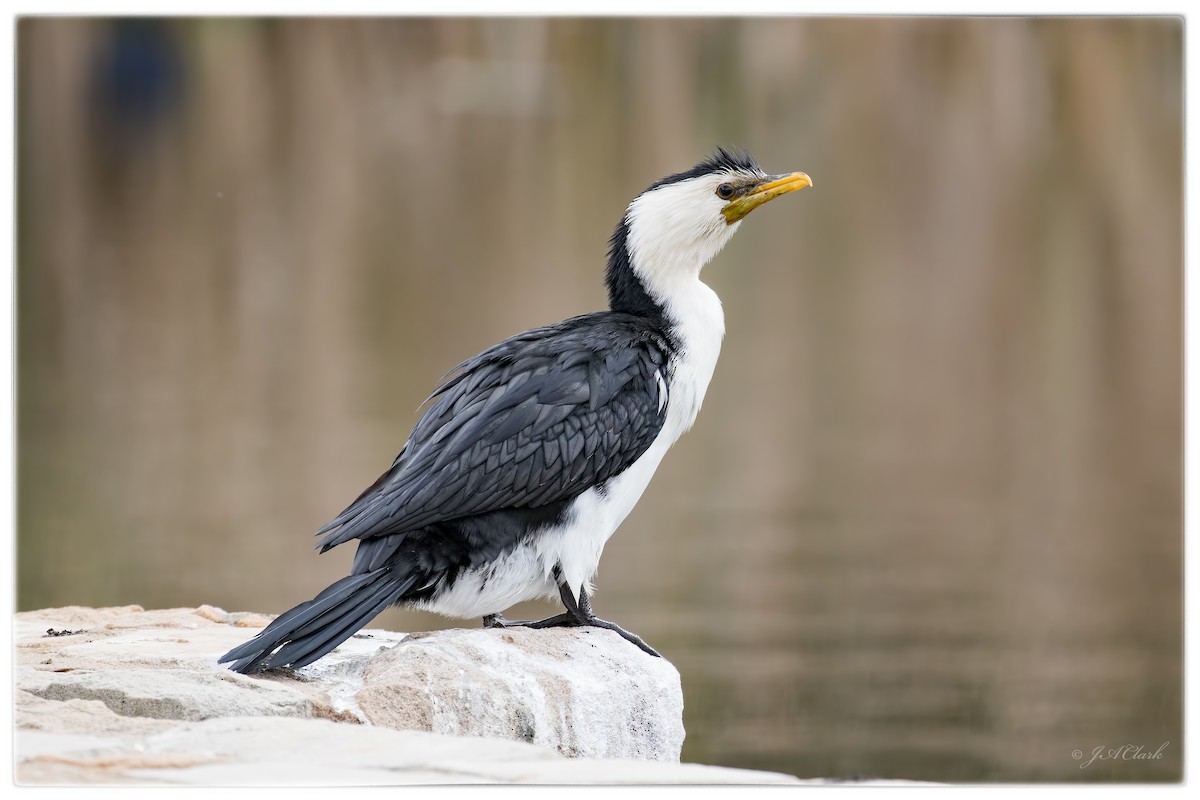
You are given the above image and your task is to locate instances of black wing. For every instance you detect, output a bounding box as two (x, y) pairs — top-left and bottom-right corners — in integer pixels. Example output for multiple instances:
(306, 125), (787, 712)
(315, 313), (671, 552)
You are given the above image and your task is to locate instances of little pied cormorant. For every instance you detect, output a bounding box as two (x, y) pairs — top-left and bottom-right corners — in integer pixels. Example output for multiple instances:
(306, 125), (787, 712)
(220, 148), (812, 673)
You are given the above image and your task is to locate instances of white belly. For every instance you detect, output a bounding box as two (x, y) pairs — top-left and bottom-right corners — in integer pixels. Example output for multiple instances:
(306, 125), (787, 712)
(412, 438), (673, 619)
(418, 279), (725, 618)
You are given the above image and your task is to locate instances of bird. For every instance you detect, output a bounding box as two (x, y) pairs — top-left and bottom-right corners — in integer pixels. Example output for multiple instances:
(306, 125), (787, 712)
(219, 147), (811, 674)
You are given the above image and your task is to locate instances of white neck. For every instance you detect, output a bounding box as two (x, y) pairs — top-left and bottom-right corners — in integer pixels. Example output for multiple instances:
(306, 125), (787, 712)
(623, 177), (743, 304)
(622, 178), (734, 439)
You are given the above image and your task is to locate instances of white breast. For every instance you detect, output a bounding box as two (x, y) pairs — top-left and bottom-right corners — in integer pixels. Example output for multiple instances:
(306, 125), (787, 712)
(534, 277), (726, 597)
(408, 283), (726, 620)
(660, 278), (726, 442)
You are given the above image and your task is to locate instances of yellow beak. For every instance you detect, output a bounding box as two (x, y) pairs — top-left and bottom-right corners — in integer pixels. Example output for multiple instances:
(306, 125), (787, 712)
(721, 172), (813, 224)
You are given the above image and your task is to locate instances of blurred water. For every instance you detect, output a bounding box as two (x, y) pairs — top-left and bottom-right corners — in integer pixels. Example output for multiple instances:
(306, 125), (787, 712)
(16, 17), (1181, 782)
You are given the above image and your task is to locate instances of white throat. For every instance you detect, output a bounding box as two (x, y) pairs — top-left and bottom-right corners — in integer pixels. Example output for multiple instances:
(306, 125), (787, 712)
(623, 175), (743, 305)
(622, 176), (734, 440)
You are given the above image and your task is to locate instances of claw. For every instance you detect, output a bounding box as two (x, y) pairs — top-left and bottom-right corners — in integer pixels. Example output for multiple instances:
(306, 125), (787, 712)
(483, 613), (539, 628)
(582, 617), (661, 657)
(480, 580), (661, 657)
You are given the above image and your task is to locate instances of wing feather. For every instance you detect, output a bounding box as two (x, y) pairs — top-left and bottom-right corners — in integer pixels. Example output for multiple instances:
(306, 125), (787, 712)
(317, 313), (670, 551)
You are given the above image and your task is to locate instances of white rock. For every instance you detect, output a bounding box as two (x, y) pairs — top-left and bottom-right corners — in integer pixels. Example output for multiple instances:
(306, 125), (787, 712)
(117, 716), (797, 785)
(13, 605), (800, 785)
(21, 665), (314, 722)
(355, 625), (684, 760)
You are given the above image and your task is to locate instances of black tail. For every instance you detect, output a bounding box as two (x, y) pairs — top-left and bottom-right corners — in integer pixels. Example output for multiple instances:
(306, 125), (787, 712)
(219, 567), (418, 674)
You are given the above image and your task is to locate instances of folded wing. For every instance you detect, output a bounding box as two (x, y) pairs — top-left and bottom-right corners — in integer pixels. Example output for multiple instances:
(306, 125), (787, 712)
(316, 313), (671, 552)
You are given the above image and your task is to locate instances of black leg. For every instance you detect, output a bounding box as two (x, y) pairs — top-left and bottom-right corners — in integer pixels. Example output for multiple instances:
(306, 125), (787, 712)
(482, 570), (661, 657)
(557, 580), (584, 617)
(571, 585), (661, 658)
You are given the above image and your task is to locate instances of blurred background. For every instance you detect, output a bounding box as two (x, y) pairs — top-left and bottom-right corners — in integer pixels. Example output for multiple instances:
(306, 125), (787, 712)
(16, 17), (1181, 782)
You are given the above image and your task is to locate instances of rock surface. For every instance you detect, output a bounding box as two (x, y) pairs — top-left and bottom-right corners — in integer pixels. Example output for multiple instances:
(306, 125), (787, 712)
(357, 625), (682, 759)
(14, 605), (799, 785)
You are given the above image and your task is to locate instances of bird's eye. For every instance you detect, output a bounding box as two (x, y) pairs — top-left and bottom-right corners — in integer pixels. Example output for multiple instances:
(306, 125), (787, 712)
(716, 183), (735, 200)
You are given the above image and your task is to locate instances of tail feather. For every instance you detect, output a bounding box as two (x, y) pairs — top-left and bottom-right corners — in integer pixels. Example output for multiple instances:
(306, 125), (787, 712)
(266, 579), (414, 670)
(219, 568), (418, 674)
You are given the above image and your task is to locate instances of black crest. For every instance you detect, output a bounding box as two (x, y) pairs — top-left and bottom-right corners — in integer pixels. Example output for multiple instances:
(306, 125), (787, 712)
(644, 146), (761, 193)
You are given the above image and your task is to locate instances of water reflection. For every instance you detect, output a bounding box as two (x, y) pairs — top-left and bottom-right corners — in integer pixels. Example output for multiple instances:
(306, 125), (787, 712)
(16, 17), (1181, 782)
